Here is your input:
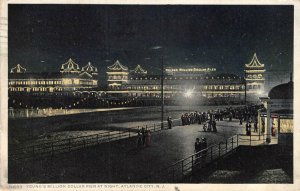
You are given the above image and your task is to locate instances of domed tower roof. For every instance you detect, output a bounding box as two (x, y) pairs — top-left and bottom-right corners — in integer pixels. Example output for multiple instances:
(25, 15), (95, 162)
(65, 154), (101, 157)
(60, 58), (80, 73)
(268, 81), (293, 99)
(10, 64), (26, 73)
(107, 60), (128, 71)
(133, 64), (147, 74)
(245, 53), (265, 69)
(82, 62), (98, 75)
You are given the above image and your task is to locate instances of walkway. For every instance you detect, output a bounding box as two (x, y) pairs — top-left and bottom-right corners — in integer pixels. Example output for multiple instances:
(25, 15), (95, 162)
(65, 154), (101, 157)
(9, 119), (273, 183)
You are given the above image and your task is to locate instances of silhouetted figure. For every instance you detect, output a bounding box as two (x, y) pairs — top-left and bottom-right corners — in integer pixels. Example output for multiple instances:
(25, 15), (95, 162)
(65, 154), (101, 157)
(212, 120), (217, 132)
(137, 131), (143, 148)
(254, 121), (258, 132)
(194, 138), (201, 158)
(141, 128), (146, 146)
(167, 116), (173, 129)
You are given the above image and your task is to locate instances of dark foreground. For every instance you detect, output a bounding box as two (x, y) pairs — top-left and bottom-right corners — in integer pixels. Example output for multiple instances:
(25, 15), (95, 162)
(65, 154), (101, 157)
(9, 119), (292, 183)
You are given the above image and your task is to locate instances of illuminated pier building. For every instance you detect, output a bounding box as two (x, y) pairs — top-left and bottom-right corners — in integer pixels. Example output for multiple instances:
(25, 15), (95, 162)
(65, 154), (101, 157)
(106, 53), (265, 102)
(8, 58), (98, 96)
(8, 54), (266, 106)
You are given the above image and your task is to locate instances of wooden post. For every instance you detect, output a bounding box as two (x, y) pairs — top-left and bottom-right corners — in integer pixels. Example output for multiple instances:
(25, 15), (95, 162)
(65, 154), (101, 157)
(68, 139), (71, 152)
(181, 160), (184, 180)
(191, 155), (194, 174)
(51, 142), (54, 156)
(210, 147), (213, 161)
(32, 146), (35, 157)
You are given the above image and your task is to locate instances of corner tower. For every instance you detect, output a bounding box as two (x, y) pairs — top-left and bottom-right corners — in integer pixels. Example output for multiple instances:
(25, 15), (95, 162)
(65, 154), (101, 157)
(244, 53), (266, 95)
(106, 60), (128, 90)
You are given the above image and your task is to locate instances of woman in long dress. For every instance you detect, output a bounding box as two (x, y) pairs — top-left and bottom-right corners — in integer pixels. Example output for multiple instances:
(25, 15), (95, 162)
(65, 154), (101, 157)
(145, 130), (151, 147)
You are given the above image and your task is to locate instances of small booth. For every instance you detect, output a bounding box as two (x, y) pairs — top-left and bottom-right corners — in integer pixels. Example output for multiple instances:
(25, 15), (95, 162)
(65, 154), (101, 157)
(259, 80), (293, 146)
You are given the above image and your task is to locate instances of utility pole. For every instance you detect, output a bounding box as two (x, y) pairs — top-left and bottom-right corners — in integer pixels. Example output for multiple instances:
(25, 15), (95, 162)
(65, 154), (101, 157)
(161, 55), (164, 129)
(244, 71), (247, 105)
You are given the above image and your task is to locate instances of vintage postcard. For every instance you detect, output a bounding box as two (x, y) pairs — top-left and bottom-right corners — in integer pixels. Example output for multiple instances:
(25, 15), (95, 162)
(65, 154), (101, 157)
(0, 0), (299, 191)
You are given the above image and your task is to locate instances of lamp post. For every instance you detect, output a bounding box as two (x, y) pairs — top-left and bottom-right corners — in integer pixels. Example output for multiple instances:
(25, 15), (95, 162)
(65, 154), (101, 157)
(244, 71), (247, 105)
(151, 46), (164, 129)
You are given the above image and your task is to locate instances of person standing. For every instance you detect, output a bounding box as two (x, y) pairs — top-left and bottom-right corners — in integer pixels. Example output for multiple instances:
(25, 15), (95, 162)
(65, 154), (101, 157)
(145, 130), (151, 146)
(212, 120), (217, 132)
(181, 114), (185, 126)
(254, 121), (258, 133)
(194, 138), (201, 158)
(239, 115), (243, 125)
(137, 130), (143, 148)
(167, 116), (173, 129)
(141, 127), (146, 146)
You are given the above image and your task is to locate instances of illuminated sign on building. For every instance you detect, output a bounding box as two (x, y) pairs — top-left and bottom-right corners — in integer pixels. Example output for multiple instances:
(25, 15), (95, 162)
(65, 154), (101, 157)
(165, 68), (217, 73)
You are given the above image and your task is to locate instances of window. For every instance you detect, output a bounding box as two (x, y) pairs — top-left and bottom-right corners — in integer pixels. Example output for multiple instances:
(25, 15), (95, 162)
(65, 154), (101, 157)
(280, 118), (293, 133)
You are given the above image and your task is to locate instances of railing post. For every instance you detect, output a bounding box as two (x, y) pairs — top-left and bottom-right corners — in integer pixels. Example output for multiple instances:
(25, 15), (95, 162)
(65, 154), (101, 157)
(68, 139), (71, 152)
(181, 160), (184, 180)
(51, 142), (54, 156)
(154, 123), (156, 132)
(146, 125), (148, 130)
(219, 143), (221, 157)
(129, 129), (131, 138)
(250, 133), (251, 146)
(97, 134), (99, 145)
(191, 155), (194, 174)
(225, 140), (227, 153)
(232, 137), (234, 150)
(83, 138), (86, 148)
(210, 147), (213, 161)
(32, 145), (35, 158)
(237, 134), (239, 146)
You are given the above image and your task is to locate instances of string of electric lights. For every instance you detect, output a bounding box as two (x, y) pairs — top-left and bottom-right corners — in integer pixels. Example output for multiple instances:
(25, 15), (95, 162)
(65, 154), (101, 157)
(9, 94), (140, 109)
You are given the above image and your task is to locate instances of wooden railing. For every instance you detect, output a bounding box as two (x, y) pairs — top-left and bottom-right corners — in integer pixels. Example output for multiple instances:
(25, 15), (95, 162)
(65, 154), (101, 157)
(9, 119), (182, 161)
(143, 133), (278, 183)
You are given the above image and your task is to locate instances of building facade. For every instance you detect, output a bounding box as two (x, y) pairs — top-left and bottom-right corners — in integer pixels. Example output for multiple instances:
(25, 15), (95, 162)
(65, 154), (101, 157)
(8, 58), (98, 96)
(106, 53), (265, 102)
(8, 54), (266, 105)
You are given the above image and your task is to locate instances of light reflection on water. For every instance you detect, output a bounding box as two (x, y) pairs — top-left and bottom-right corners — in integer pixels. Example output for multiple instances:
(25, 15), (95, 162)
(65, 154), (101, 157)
(8, 107), (139, 119)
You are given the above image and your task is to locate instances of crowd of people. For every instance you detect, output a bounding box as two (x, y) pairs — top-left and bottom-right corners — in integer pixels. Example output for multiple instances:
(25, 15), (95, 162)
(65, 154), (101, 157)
(137, 104), (264, 149)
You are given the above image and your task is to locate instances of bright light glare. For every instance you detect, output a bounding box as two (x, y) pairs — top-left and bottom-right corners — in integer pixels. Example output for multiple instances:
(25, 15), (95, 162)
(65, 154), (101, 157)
(257, 90), (263, 95)
(184, 89), (193, 98)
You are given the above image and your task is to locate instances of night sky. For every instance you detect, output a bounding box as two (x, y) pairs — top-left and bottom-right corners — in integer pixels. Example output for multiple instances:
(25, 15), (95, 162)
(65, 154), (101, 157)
(9, 5), (293, 82)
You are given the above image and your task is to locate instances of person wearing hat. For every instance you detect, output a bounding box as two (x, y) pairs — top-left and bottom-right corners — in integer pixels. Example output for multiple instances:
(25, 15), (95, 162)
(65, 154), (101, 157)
(194, 138), (202, 158)
(167, 116), (173, 129)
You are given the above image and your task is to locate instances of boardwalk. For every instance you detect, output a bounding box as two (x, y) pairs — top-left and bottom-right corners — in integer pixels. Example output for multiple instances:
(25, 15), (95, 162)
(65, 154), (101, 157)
(9, 119), (276, 183)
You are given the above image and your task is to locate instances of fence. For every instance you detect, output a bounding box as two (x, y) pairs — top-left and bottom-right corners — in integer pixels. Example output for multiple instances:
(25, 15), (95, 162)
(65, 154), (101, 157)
(9, 119), (182, 161)
(143, 133), (278, 183)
